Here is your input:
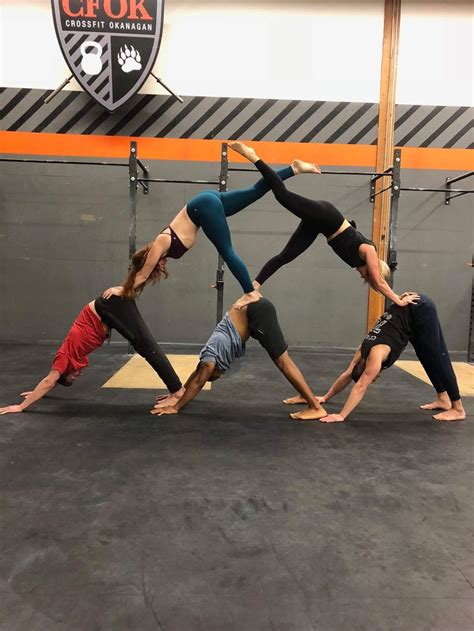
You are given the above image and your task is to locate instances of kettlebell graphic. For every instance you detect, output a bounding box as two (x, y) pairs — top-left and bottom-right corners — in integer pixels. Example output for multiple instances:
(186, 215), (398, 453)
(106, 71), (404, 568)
(81, 41), (103, 76)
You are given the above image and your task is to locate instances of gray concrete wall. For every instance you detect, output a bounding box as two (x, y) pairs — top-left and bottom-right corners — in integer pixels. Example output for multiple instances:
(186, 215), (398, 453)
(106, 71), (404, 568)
(0, 158), (472, 351)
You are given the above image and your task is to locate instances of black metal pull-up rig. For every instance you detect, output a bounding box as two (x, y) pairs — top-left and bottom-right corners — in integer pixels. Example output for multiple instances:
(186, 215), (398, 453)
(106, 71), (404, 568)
(2, 146), (472, 356)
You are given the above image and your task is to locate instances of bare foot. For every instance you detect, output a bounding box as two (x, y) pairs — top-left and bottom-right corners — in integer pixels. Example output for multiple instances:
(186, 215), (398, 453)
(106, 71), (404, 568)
(284, 395), (326, 405)
(433, 409), (466, 422)
(290, 406), (327, 421)
(229, 141), (259, 163)
(420, 399), (451, 411)
(291, 159), (321, 175)
(319, 413), (345, 423)
(153, 387), (185, 409)
(232, 290), (261, 310)
(283, 395), (306, 405)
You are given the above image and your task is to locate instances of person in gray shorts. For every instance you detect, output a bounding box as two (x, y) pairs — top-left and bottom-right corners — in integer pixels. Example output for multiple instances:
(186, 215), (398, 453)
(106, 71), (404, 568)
(153, 298), (327, 421)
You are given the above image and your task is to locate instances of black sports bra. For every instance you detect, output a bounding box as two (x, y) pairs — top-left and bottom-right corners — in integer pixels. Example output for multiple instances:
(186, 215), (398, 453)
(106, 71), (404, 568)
(160, 226), (188, 260)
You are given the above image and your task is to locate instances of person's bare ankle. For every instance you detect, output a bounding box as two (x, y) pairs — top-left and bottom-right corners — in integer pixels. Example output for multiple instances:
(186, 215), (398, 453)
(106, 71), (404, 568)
(232, 290), (261, 310)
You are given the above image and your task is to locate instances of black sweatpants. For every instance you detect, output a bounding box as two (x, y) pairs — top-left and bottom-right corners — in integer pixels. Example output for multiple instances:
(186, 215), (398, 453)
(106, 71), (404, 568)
(95, 296), (181, 393)
(253, 159), (345, 285)
(410, 295), (460, 401)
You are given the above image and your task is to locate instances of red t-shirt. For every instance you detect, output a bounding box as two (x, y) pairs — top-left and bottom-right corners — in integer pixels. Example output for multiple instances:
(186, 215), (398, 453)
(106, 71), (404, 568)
(51, 304), (107, 375)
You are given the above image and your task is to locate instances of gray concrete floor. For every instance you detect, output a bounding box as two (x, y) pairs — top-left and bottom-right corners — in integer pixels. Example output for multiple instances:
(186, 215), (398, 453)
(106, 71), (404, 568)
(1, 344), (473, 631)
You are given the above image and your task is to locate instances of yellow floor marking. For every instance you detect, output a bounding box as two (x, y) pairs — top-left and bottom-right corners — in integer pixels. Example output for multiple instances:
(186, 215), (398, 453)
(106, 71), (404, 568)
(102, 354), (211, 390)
(395, 360), (473, 397)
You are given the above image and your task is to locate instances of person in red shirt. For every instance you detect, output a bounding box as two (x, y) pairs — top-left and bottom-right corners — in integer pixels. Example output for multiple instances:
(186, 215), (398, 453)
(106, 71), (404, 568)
(0, 296), (183, 414)
(51, 301), (109, 378)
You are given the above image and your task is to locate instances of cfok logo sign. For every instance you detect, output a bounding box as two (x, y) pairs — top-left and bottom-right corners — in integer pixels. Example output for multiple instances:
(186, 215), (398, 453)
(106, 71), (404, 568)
(51, 1), (165, 111)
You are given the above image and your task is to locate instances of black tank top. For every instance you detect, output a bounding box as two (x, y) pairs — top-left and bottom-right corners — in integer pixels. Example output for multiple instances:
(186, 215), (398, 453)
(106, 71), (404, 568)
(360, 304), (413, 369)
(328, 226), (375, 268)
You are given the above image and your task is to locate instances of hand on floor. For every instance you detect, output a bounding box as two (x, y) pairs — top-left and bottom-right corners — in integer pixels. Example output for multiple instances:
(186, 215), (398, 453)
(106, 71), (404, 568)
(0, 405), (24, 415)
(150, 405), (178, 416)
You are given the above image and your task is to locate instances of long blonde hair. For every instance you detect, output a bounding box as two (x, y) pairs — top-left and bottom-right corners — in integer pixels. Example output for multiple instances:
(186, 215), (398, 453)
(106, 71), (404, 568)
(364, 258), (392, 290)
(122, 243), (168, 299)
(378, 259), (391, 282)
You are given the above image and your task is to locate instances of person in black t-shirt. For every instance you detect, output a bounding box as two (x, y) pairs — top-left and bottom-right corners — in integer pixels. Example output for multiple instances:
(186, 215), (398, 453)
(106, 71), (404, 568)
(284, 294), (466, 423)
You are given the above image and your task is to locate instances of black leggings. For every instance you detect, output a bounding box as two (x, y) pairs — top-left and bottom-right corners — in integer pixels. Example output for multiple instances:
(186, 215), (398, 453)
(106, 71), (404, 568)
(254, 159), (346, 285)
(246, 299), (288, 361)
(95, 296), (181, 394)
(410, 295), (460, 401)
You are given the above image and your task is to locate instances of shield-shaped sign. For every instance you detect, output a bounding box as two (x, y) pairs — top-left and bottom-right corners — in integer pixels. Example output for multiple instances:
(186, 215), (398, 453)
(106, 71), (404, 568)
(51, 1), (164, 111)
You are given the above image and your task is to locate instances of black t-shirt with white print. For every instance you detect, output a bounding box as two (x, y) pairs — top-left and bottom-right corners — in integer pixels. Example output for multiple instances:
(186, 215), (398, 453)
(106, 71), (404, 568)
(360, 303), (413, 369)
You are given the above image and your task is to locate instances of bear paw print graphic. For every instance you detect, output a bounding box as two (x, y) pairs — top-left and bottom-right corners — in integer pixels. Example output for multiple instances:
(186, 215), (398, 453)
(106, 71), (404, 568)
(118, 45), (142, 73)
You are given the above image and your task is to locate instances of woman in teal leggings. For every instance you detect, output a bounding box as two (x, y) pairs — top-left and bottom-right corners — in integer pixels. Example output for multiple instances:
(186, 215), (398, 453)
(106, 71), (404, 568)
(104, 158), (319, 309)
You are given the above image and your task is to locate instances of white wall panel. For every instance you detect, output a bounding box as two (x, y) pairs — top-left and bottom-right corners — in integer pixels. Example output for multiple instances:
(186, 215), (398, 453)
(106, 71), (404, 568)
(1, 2), (471, 106)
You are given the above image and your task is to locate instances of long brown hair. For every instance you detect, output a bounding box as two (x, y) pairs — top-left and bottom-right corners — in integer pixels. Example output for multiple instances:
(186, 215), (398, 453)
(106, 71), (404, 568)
(122, 243), (168, 299)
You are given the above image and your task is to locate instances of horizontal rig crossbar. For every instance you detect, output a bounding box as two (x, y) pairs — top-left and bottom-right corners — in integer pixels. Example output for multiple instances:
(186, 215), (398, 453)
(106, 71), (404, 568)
(322, 170), (390, 176)
(401, 187), (474, 193)
(0, 157), (128, 167)
(228, 165), (392, 177)
(137, 178), (220, 185)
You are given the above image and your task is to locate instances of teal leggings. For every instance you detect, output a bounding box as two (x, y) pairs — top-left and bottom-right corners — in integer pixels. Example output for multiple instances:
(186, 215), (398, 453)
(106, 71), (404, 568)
(186, 166), (294, 292)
